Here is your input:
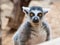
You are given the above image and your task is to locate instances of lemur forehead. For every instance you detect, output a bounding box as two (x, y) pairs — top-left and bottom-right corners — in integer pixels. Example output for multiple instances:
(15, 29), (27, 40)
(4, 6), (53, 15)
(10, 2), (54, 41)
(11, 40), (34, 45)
(30, 6), (43, 12)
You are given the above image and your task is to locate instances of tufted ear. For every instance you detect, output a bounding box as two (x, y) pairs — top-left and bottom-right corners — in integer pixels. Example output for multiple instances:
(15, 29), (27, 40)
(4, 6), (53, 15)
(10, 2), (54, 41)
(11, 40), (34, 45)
(22, 6), (30, 14)
(43, 8), (51, 15)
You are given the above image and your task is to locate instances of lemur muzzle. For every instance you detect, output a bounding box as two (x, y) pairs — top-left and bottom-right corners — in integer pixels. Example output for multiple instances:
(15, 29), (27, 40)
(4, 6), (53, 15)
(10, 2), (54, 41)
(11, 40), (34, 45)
(33, 17), (39, 23)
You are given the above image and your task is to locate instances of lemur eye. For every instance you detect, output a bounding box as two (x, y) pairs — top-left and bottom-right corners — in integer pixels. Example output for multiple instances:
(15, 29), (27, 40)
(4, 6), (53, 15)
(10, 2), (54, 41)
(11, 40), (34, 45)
(30, 12), (34, 17)
(38, 13), (42, 17)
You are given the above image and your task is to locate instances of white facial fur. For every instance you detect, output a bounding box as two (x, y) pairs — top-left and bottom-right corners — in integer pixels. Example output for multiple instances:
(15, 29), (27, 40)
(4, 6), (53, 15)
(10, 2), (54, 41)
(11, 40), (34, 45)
(22, 6), (50, 15)
(30, 10), (42, 16)
(22, 6), (50, 23)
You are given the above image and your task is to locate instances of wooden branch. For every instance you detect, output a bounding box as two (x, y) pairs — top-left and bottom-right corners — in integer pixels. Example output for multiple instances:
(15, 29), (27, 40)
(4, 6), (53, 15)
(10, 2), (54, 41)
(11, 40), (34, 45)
(8, 0), (31, 29)
(0, 8), (2, 45)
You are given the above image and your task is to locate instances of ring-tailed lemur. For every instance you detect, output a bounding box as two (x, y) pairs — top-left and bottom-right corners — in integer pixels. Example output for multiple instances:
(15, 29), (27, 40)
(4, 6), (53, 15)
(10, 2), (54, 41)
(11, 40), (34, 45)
(12, 6), (51, 45)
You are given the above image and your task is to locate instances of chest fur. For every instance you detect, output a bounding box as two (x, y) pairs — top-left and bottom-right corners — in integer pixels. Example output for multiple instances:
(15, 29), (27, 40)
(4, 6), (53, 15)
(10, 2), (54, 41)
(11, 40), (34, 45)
(29, 26), (47, 45)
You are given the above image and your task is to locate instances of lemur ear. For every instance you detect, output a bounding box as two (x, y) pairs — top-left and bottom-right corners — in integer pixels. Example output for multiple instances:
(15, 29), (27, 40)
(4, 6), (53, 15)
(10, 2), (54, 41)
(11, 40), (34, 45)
(43, 8), (50, 15)
(22, 6), (30, 14)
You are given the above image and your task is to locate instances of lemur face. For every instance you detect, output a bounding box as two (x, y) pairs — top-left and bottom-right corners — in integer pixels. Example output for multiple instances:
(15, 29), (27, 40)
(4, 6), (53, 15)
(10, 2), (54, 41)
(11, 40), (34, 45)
(22, 6), (49, 23)
(29, 7), (44, 23)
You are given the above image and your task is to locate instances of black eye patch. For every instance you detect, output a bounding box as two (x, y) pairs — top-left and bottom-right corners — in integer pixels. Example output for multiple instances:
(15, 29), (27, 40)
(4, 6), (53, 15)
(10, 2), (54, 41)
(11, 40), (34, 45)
(30, 12), (35, 17)
(37, 13), (43, 19)
(38, 13), (42, 16)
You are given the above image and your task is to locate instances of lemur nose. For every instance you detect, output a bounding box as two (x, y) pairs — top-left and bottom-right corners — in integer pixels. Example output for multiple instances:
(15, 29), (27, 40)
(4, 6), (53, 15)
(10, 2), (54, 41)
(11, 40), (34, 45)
(33, 17), (39, 23)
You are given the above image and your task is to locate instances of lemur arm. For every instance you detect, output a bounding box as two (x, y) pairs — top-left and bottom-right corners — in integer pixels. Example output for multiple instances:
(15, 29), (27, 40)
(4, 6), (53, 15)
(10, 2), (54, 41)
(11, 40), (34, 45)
(12, 22), (31, 45)
(12, 28), (21, 45)
(42, 21), (51, 41)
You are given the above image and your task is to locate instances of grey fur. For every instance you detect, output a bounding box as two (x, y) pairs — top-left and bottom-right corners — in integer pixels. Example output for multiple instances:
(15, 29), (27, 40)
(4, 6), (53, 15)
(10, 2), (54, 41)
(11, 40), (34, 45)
(30, 6), (43, 12)
(13, 22), (51, 45)
(13, 6), (51, 45)
(42, 22), (50, 41)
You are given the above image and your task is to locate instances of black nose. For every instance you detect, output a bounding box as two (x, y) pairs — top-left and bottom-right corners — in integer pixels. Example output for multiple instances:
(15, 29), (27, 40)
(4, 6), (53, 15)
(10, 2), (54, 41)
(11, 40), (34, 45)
(33, 18), (39, 23)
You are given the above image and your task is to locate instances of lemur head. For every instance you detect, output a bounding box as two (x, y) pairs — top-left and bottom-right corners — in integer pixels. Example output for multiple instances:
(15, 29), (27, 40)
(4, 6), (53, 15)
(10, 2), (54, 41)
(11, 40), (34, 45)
(22, 6), (49, 24)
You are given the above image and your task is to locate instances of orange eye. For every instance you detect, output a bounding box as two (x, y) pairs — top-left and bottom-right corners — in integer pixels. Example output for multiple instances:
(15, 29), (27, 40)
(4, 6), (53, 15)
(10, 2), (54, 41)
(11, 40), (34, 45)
(30, 13), (34, 17)
(38, 13), (42, 17)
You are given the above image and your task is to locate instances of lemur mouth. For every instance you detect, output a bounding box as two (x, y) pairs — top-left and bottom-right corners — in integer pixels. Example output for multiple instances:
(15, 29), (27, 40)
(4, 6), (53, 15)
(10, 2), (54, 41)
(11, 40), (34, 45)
(32, 22), (39, 25)
(33, 20), (39, 23)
